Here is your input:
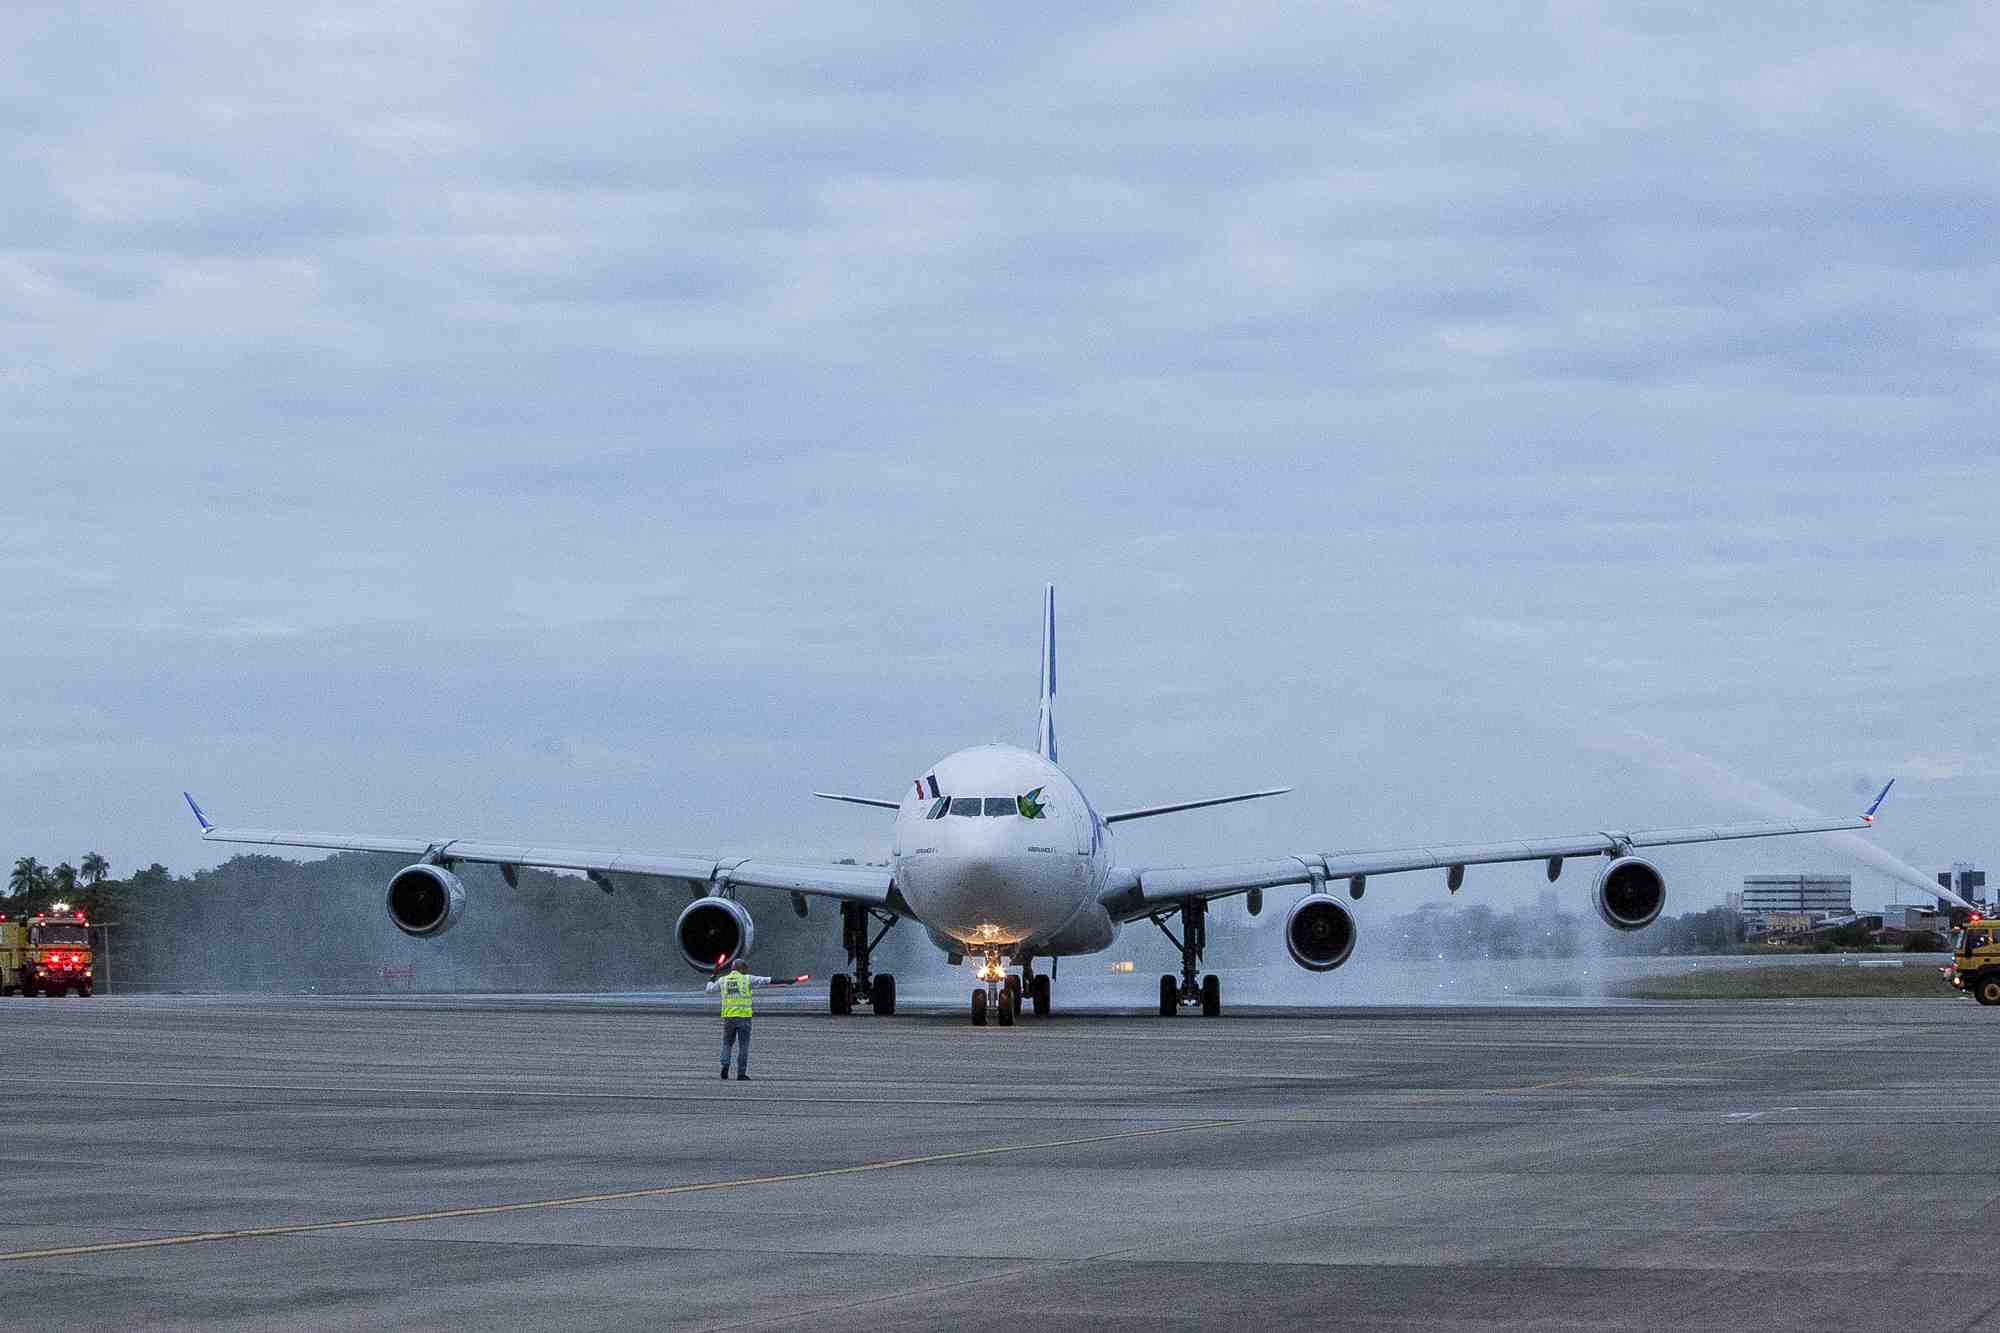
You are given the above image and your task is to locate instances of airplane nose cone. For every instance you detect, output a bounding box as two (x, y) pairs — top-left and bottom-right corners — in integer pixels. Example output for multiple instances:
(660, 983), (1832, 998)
(901, 843), (1077, 944)
(954, 851), (1028, 906)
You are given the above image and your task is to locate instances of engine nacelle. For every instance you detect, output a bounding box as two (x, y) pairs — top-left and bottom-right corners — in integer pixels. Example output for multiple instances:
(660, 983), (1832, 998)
(386, 864), (466, 938)
(676, 896), (756, 970)
(1593, 856), (1666, 931)
(1285, 893), (1358, 972)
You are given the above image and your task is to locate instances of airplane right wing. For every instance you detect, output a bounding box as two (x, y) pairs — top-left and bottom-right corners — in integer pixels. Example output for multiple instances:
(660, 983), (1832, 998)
(1100, 782), (1896, 920)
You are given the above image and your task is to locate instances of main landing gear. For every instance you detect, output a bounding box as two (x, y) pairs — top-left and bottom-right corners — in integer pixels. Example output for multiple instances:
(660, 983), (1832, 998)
(1151, 898), (1222, 1017)
(830, 902), (899, 1017)
(969, 954), (1050, 1025)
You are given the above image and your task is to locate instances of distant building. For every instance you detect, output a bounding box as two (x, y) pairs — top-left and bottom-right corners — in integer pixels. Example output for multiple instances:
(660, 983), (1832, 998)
(1758, 911), (1816, 937)
(1939, 863), (1987, 908)
(1742, 874), (1852, 926)
(1879, 903), (1947, 942)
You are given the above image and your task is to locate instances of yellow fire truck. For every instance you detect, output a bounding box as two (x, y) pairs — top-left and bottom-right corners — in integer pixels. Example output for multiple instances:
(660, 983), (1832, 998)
(1, 906), (94, 997)
(1946, 916), (2000, 1004)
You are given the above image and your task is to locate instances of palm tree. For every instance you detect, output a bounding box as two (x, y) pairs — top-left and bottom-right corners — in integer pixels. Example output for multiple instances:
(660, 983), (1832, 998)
(51, 863), (78, 897)
(80, 852), (109, 886)
(8, 857), (45, 898)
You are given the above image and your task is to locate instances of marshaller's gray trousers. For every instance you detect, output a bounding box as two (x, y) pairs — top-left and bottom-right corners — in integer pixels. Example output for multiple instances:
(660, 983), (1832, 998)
(720, 1018), (751, 1074)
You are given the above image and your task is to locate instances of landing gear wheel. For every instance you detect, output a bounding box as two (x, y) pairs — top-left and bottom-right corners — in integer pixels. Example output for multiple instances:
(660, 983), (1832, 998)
(1979, 976), (2000, 1007)
(830, 974), (853, 1016)
(872, 974), (896, 1016)
(1200, 974), (1221, 1018)
(997, 992), (1015, 1026)
(971, 988), (988, 1026)
(1159, 974), (1178, 1017)
(1003, 975), (1021, 1016)
(1031, 974), (1051, 1016)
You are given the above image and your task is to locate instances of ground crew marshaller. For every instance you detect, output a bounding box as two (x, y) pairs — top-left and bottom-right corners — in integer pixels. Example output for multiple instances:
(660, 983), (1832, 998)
(705, 959), (776, 1080)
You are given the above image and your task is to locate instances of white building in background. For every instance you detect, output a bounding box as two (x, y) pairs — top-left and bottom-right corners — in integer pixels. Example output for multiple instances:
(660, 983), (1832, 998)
(1880, 903), (1947, 937)
(1741, 874), (1852, 928)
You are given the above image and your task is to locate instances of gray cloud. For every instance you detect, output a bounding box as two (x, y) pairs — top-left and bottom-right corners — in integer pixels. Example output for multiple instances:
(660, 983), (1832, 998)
(3, 1), (1995, 914)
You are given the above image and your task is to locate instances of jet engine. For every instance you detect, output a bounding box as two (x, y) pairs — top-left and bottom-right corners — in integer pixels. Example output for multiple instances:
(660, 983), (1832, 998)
(1593, 856), (1666, 931)
(386, 864), (466, 938)
(676, 896), (755, 970)
(1285, 893), (1358, 972)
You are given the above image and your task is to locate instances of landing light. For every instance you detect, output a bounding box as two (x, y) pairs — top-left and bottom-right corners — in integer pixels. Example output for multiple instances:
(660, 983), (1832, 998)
(1107, 961), (1134, 974)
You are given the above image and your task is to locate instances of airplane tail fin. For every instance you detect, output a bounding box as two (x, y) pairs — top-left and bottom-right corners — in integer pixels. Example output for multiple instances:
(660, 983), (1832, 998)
(1037, 584), (1057, 763)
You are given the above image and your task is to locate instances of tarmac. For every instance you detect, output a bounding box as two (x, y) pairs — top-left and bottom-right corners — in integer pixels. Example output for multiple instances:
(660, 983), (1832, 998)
(2, 989), (1994, 1332)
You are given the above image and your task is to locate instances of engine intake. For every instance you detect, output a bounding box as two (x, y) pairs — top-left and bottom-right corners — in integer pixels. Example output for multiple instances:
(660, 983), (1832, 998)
(1593, 856), (1666, 931)
(386, 864), (466, 938)
(1285, 893), (1357, 972)
(676, 896), (755, 970)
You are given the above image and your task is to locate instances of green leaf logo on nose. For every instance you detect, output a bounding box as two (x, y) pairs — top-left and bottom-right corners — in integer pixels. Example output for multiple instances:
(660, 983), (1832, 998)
(1017, 787), (1046, 819)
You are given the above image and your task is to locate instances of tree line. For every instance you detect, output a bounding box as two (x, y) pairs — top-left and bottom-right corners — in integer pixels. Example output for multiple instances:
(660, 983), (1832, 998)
(9, 852), (112, 904)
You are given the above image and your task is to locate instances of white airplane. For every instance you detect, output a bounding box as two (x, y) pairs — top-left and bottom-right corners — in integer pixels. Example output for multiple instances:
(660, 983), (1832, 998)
(184, 587), (1896, 1025)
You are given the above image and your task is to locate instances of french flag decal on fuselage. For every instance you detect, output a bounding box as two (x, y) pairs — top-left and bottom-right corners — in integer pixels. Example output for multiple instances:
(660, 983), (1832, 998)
(914, 774), (941, 799)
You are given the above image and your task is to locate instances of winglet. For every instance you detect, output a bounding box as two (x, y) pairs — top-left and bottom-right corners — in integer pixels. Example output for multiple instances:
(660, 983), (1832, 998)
(1861, 778), (1895, 823)
(183, 792), (214, 832)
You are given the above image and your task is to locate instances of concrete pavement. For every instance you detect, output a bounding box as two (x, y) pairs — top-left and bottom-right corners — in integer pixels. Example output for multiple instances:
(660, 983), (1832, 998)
(2, 990), (1991, 1331)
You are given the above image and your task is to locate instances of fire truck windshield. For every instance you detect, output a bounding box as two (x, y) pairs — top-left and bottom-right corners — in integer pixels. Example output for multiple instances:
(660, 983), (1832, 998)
(30, 925), (89, 946)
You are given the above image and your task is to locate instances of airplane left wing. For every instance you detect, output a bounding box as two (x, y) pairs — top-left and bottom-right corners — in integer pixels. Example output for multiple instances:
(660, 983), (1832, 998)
(1099, 782), (1895, 920)
(184, 794), (900, 907)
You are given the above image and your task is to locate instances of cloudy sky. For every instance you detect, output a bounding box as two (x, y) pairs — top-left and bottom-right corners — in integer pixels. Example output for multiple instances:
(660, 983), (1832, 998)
(5, 2), (1996, 914)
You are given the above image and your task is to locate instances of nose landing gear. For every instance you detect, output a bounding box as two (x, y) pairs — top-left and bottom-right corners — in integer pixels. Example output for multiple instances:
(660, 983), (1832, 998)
(1150, 898), (1223, 1017)
(970, 954), (1012, 1026)
(969, 953), (1043, 1025)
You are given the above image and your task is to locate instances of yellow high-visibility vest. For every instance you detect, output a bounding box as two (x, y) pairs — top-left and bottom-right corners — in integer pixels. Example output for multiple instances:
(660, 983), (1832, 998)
(720, 971), (753, 1018)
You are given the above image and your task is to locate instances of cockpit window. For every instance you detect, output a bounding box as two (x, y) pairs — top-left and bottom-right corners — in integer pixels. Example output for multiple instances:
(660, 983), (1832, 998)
(982, 797), (1015, 816)
(926, 797), (950, 820)
(948, 797), (983, 817)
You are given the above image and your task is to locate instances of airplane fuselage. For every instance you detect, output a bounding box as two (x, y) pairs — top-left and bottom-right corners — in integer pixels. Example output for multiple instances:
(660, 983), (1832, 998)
(891, 744), (1118, 958)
